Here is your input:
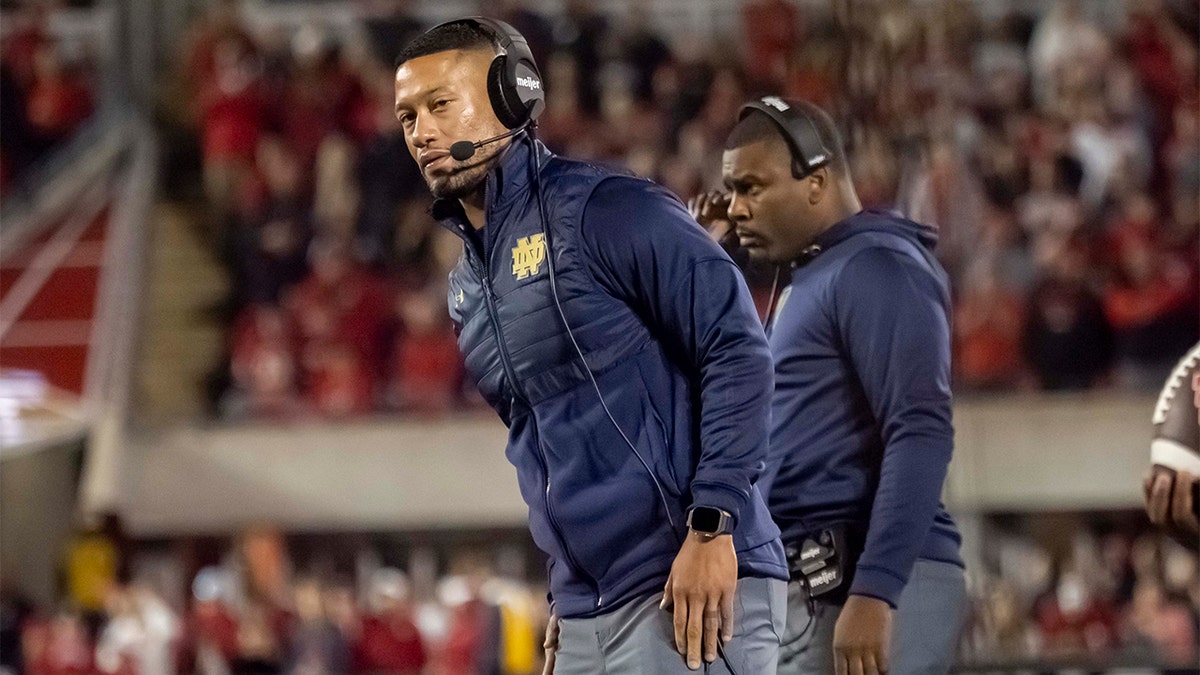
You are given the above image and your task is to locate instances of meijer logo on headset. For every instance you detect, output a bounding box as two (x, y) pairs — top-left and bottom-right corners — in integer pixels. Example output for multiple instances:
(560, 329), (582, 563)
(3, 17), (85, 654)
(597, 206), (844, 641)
(517, 76), (541, 91)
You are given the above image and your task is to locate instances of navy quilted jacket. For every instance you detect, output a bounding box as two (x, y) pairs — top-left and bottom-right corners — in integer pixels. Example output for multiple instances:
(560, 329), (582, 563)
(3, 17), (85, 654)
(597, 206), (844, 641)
(435, 134), (786, 619)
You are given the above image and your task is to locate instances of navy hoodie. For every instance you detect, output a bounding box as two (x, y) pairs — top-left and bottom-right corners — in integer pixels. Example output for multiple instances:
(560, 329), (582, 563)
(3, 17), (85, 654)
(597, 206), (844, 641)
(437, 136), (786, 619)
(761, 208), (963, 608)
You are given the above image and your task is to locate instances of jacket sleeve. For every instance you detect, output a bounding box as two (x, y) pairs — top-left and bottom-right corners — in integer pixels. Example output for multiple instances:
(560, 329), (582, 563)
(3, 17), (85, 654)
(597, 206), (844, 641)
(833, 245), (955, 608)
(580, 176), (774, 529)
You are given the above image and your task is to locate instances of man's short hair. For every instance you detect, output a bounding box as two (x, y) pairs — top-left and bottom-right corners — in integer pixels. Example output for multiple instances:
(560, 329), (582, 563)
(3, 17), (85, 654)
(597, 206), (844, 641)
(725, 100), (850, 176)
(394, 21), (495, 70)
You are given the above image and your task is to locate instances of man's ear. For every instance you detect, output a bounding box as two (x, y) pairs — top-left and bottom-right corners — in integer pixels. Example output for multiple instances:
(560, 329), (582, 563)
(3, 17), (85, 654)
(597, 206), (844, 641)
(805, 167), (829, 205)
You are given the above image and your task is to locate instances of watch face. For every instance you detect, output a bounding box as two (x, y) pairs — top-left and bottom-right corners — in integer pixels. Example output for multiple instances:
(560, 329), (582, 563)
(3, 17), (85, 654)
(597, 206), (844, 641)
(691, 507), (722, 533)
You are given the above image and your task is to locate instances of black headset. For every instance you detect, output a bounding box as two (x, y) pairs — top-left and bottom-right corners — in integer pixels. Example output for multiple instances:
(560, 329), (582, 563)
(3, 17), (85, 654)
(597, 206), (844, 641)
(738, 96), (832, 179)
(426, 16), (546, 130)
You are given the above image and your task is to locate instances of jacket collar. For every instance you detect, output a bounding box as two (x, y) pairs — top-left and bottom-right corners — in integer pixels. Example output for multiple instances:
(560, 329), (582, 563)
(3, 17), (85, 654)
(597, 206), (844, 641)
(432, 131), (552, 245)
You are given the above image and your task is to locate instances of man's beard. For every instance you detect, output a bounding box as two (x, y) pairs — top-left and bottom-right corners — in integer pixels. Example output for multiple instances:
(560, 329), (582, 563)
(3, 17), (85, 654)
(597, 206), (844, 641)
(424, 152), (499, 200)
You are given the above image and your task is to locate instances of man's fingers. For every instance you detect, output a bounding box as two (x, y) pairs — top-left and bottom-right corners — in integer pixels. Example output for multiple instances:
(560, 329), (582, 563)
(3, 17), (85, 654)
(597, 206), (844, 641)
(876, 642), (890, 674)
(686, 595), (704, 669)
(702, 597), (720, 664)
(1143, 471), (1154, 501)
(1173, 471), (1199, 532)
(660, 575), (673, 610)
(542, 647), (555, 675)
(672, 588), (688, 655)
(835, 650), (849, 675)
(862, 650), (883, 675)
(1149, 472), (1173, 524)
(720, 590), (734, 643)
(847, 650), (866, 675)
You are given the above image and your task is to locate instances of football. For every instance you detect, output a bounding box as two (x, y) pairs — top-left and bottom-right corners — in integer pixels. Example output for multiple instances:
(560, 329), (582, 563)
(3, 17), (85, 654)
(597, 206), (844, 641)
(1152, 343), (1200, 475)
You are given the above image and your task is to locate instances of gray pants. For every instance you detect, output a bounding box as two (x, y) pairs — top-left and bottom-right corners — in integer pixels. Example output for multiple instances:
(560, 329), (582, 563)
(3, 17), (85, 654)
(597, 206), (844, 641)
(779, 559), (967, 675)
(555, 576), (787, 674)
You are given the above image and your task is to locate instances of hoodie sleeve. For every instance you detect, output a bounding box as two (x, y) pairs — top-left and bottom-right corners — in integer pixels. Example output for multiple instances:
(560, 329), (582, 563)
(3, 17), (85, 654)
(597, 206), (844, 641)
(833, 245), (955, 608)
(580, 176), (774, 529)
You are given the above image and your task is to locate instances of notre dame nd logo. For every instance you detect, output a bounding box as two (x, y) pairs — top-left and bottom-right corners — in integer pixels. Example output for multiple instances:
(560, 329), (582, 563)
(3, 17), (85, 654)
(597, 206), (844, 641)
(511, 234), (547, 280)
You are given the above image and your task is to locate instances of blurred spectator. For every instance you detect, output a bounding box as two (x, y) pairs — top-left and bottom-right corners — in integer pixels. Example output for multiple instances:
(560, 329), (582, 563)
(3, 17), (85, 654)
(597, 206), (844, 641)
(619, 4), (672, 105)
(231, 137), (313, 306)
(741, 0), (802, 89)
(388, 291), (463, 415)
(284, 578), (349, 675)
(1028, 0), (1110, 110)
(555, 0), (608, 117)
(225, 305), (302, 419)
(272, 26), (365, 182)
(1036, 568), (1120, 656)
(198, 36), (265, 225)
(902, 139), (987, 283)
(1023, 242), (1114, 390)
(360, 0), (422, 68)
(0, 3), (97, 189)
(25, 612), (96, 675)
(955, 265), (1027, 390)
(189, 568), (240, 674)
(436, 557), (501, 675)
(285, 238), (390, 414)
(1124, 581), (1198, 665)
(0, 581), (34, 674)
(1102, 193), (1199, 388)
(355, 570), (426, 675)
(24, 42), (93, 144)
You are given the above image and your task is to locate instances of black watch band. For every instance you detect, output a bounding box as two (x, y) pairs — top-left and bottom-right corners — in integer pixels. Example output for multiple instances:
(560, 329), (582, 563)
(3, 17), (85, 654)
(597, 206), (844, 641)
(686, 506), (733, 537)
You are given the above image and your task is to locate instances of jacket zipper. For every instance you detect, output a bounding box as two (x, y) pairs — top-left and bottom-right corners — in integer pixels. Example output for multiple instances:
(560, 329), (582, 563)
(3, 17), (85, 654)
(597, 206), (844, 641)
(465, 233), (602, 608)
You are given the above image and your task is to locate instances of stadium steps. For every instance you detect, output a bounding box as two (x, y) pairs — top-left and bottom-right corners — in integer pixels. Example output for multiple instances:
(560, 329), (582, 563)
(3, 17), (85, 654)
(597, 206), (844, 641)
(134, 202), (230, 421)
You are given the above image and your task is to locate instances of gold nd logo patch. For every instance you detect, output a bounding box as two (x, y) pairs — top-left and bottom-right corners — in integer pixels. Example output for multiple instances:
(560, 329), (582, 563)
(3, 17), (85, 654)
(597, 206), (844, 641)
(511, 234), (547, 280)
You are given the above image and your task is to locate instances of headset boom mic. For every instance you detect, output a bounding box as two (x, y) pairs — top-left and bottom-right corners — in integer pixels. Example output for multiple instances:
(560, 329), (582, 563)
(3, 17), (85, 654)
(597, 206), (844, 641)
(450, 140), (477, 161)
(449, 123), (530, 163)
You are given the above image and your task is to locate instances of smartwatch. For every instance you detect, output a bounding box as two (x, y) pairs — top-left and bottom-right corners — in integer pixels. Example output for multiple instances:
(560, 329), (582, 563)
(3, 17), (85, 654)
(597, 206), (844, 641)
(686, 506), (733, 538)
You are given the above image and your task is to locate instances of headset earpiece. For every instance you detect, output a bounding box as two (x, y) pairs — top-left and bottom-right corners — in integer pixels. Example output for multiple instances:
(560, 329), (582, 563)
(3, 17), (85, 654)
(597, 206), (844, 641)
(425, 16), (545, 131)
(738, 97), (832, 180)
(487, 55), (525, 129)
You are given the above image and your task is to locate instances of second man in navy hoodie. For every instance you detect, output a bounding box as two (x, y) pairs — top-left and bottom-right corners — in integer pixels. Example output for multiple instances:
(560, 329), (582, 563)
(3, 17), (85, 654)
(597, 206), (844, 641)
(692, 99), (967, 675)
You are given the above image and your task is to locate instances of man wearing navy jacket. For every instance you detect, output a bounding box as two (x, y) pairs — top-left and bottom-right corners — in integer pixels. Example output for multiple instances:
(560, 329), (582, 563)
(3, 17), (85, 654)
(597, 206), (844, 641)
(693, 99), (967, 675)
(393, 20), (787, 675)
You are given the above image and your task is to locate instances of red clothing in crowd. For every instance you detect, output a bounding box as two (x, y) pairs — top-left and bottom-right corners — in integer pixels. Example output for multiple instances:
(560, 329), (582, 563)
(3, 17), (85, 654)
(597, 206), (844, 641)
(274, 66), (364, 169)
(288, 267), (391, 380)
(741, 0), (801, 86)
(26, 72), (93, 139)
(354, 614), (427, 675)
(23, 617), (98, 675)
(392, 329), (462, 414)
(1036, 596), (1120, 654)
(438, 600), (492, 675)
(190, 601), (240, 664)
(201, 79), (265, 164)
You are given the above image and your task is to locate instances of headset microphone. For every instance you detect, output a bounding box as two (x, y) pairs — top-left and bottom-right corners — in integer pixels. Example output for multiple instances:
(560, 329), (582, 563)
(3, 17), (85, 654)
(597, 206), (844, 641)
(449, 123), (529, 161)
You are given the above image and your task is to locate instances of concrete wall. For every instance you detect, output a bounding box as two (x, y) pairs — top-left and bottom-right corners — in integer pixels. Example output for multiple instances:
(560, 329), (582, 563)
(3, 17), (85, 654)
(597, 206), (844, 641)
(121, 393), (1159, 536)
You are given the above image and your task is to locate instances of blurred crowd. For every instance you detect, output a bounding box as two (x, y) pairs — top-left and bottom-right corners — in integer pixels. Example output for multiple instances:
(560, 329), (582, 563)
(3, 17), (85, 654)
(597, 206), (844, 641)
(961, 519), (1199, 670)
(156, 0), (1200, 421)
(1, 517), (1195, 675)
(0, 2), (98, 196)
(1, 527), (548, 675)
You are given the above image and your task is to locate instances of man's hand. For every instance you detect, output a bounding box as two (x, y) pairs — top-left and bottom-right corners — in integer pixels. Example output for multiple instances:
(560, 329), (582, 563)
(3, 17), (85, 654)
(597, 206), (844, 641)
(542, 610), (559, 675)
(659, 532), (737, 670)
(833, 594), (893, 675)
(1144, 467), (1199, 545)
(687, 191), (734, 243)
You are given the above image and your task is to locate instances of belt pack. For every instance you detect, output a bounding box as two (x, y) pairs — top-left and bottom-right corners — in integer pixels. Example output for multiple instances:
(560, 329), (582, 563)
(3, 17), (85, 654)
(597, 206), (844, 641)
(784, 526), (862, 604)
